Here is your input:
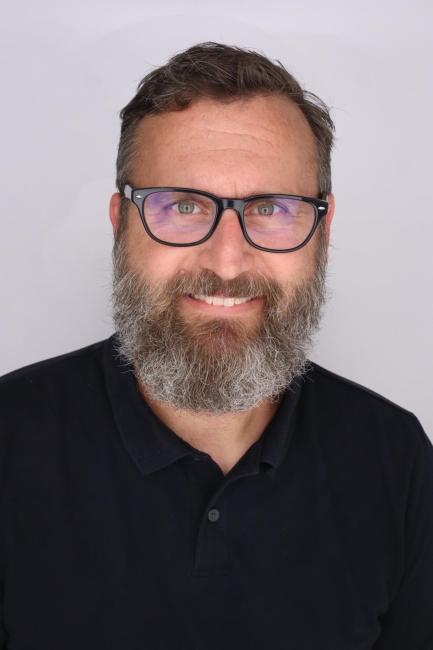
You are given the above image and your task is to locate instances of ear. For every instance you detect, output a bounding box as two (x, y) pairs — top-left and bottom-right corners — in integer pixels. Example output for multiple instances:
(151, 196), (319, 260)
(109, 192), (123, 237)
(324, 192), (335, 248)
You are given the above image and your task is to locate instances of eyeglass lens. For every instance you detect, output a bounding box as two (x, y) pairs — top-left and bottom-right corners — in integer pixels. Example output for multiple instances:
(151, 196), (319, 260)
(143, 190), (316, 249)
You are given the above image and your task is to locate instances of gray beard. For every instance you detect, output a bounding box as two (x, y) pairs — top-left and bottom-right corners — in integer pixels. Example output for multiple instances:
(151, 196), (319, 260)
(111, 227), (328, 415)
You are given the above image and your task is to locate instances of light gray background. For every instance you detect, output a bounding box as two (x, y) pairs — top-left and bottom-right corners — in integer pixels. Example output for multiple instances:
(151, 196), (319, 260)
(1, 0), (432, 436)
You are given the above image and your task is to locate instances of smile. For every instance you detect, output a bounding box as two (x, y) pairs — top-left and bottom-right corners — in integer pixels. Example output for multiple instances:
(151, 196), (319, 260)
(189, 294), (257, 307)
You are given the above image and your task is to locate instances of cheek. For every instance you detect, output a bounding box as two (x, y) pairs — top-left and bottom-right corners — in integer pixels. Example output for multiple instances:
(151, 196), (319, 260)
(265, 247), (316, 287)
(125, 231), (197, 284)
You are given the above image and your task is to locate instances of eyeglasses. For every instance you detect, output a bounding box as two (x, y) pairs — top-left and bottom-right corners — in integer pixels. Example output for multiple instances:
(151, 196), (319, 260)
(123, 184), (329, 253)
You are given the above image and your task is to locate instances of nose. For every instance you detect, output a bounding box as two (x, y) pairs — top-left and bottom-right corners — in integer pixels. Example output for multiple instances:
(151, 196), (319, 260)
(199, 207), (255, 279)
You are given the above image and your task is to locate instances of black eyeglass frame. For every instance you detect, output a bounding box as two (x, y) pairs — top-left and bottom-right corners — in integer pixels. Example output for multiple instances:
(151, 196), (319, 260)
(123, 184), (329, 253)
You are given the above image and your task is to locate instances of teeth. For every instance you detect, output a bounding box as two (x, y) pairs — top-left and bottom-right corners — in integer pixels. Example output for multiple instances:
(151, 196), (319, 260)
(191, 294), (255, 307)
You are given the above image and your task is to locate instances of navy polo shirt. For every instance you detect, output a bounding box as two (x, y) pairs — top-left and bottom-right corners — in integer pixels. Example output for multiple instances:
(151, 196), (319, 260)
(0, 334), (432, 649)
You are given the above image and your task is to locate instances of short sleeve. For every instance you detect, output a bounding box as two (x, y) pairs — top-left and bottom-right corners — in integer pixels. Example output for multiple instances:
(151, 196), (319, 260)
(372, 415), (433, 649)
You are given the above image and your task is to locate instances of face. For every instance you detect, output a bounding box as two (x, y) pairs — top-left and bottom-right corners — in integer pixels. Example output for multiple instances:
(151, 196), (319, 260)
(109, 95), (335, 414)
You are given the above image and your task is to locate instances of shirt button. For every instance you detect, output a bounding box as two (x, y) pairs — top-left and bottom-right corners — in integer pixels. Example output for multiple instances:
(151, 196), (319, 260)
(208, 508), (220, 523)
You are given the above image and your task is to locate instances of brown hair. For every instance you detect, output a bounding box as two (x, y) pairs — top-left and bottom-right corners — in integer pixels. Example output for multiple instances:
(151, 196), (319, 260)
(115, 42), (335, 227)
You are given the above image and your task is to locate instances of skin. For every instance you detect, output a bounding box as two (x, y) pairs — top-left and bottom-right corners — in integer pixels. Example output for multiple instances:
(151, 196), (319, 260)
(109, 94), (335, 475)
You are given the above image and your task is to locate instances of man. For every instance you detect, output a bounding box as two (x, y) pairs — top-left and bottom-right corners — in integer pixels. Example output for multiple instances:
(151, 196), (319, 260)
(0, 42), (432, 649)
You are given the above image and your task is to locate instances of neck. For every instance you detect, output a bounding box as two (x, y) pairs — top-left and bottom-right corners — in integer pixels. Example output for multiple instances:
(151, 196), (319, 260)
(138, 381), (280, 475)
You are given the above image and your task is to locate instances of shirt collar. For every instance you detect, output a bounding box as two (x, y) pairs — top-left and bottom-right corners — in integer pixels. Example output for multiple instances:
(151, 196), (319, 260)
(259, 375), (303, 477)
(103, 333), (304, 478)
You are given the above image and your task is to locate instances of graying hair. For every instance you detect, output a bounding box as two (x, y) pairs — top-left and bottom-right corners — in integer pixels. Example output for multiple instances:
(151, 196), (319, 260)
(111, 221), (329, 414)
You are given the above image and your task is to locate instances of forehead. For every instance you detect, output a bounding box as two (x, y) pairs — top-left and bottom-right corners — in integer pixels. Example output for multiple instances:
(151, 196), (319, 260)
(132, 95), (318, 194)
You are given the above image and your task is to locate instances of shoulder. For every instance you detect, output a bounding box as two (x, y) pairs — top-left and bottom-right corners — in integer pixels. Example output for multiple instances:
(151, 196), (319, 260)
(305, 360), (418, 419)
(0, 337), (112, 443)
(0, 338), (109, 396)
(301, 360), (429, 459)
(0, 338), (116, 519)
(0, 337), (115, 481)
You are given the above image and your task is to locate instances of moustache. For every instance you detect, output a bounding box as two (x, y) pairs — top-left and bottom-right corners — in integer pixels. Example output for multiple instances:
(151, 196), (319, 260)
(159, 268), (284, 304)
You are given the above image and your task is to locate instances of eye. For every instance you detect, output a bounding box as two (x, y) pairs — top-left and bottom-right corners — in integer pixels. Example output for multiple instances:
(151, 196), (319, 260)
(255, 202), (275, 216)
(175, 200), (200, 215)
(247, 200), (290, 217)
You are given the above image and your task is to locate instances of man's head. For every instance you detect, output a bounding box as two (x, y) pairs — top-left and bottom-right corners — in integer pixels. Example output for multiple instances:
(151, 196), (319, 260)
(109, 42), (335, 415)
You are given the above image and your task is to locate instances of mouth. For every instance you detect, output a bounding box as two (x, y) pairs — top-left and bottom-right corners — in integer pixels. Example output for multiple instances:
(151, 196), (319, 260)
(188, 293), (258, 307)
(183, 293), (262, 311)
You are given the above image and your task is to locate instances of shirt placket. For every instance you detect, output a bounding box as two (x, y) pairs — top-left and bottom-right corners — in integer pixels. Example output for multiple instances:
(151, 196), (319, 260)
(186, 443), (262, 576)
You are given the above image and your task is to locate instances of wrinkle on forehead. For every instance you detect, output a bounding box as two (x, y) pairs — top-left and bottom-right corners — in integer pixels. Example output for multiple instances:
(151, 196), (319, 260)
(177, 146), (276, 156)
(183, 133), (275, 148)
(191, 123), (283, 140)
(190, 108), (308, 142)
(145, 124), (280, 153)
(133, 95), (318, 194)
(139, 95), (315, 144)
